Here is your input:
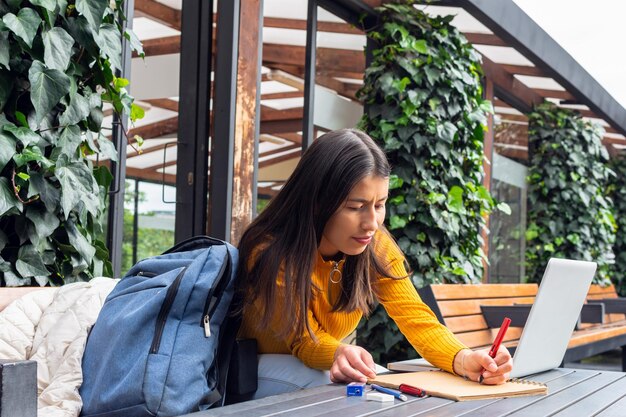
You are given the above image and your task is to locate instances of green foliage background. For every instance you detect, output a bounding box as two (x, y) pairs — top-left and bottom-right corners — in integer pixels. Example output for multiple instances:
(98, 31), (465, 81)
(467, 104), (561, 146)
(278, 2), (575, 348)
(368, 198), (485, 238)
(608, 156), (626, 295)
(356, 3), (502, 363)
(525, 102), (615, 285)
(0, 0), (143, 285)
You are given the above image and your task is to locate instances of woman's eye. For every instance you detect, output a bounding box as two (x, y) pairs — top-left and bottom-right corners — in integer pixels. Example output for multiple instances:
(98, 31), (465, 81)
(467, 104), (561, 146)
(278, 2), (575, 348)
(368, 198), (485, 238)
(347, 206), (361, 211)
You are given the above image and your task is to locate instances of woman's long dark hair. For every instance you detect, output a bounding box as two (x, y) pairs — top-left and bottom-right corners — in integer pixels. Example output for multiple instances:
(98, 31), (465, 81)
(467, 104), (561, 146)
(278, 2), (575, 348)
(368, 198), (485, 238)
(237, 129), (404, 340)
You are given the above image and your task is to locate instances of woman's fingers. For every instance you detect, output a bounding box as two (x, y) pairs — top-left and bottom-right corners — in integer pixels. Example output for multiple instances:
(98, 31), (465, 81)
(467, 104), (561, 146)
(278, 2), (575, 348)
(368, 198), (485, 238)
(330, 345), (377, 383)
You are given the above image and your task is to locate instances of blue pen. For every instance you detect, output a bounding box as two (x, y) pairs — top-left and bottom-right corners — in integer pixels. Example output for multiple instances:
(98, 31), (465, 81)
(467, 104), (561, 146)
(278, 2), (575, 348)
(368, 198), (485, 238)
(370, 384), (408, 402)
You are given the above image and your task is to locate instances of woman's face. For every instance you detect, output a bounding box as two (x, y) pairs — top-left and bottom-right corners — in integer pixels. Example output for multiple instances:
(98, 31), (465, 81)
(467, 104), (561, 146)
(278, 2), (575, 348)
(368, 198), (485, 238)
(318, 174), (389, 258)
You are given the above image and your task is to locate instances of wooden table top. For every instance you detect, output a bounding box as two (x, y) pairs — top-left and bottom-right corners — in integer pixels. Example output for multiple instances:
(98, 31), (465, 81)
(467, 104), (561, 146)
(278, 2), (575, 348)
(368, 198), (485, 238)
(182, 368), (626, 417)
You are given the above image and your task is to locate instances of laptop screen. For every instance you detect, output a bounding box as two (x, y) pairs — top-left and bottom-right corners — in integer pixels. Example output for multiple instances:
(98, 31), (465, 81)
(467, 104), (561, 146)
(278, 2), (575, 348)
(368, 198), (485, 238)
(510, 258), (597, 378)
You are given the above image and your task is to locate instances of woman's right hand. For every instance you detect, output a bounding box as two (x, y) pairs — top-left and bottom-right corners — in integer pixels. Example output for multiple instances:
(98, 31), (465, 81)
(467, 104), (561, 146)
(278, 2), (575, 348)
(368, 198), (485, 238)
(330, 344), (377, 383)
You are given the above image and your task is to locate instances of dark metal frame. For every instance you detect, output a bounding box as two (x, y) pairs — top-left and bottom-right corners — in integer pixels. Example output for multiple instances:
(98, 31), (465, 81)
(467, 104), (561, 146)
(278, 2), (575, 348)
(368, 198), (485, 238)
(302, 0), (317, 151)
(175, 0), (215, 242)
(107, 0), (134, 278)
(208, 0), (240, 241)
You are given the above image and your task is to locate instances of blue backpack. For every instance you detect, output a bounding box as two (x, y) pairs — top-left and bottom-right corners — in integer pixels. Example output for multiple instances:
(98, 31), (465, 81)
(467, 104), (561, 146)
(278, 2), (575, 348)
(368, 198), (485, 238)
(80, 236), (239, 417)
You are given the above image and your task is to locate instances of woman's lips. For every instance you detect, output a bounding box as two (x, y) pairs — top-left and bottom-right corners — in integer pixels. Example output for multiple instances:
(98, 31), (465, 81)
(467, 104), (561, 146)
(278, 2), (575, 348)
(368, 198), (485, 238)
(353, 236), (373, 245)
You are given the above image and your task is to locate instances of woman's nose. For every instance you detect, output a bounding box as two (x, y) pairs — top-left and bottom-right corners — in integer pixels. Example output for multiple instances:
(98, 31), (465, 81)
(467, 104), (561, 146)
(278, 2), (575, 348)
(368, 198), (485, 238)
(361, 207), (379, 231)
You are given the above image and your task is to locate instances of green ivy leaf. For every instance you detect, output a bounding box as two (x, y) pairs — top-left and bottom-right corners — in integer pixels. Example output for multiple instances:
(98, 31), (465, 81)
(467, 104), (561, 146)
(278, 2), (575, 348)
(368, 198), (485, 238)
(389, 174), (403, 190)
(0, 131), (16, 172)
(28, 60), (71, 124)
(389, 215), (407, 230)
(28, 170), (60, 212)
(130, 103), (145, 122)
(0, 32), (9, 69)
(43, 27), (75, 71)
(412, 39), (428, 54)
(96, 23), (122, 71)
(59, 91), (90, 125)
(14, 111), (28, 127)
(0, 177), (22, 216)
(124, 28), (144, 58)
(5, 0), (23, 11)
(65, 217), (96, 264)
(25, 206), (60, 240)
(30, 0), (57, 12)
(97, 133), (118, 162)
(75, 0), (107, 33)
(3, 124), (43, 147)
(497, 202), (512, 215)
(16, 245), (49, 284)
(3, 8), (42, 48)
(57, 125), (82, 159)
(447, 186), (464, 213)
(14, 146), (51, 167)
(56, 161), (100, 218)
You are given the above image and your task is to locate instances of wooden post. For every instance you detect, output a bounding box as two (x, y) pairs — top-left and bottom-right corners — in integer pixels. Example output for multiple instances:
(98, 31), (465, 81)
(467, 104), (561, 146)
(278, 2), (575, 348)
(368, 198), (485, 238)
(230, 0), (262, 244)
(482, 78), (495, 282)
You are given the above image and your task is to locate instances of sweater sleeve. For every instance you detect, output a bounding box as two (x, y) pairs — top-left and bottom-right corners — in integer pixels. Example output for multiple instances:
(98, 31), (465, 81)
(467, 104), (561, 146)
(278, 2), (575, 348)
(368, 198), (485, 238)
(287, 308), (342, 370)
(373, 237), (467, 374)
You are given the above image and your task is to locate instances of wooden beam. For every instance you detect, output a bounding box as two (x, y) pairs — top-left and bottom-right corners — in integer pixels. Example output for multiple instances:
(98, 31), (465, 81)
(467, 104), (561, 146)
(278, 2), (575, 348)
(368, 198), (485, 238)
(263, 43), (365, 74)
(135, 35), (180, 57)
(135, 0), (181, 30)
(125, 166), (176, 185)
(263, 17), (362, 34)
(261, 91), (304, 100)
(499, 64), (545, 77)
(127, 116), (178, 139)
(259, 148), (300, 168)
(464, 32), (507, 47)
(261, 106), (303, 121)
(231, 0), (262, 244)
(144, 98), (179, 112)
(533, 89), (576, 101)
(260, 119), (302, 134)
(494, 146), (528, 161)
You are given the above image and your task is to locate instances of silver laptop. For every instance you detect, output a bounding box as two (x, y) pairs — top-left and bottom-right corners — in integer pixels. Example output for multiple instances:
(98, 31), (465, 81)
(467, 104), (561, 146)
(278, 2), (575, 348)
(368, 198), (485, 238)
(510, 258), (597, 378)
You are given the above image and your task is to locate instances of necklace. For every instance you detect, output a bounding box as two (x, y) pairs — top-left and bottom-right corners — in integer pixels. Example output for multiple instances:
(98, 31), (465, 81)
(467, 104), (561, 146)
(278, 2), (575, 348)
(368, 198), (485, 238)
(329, 258), (345, 284)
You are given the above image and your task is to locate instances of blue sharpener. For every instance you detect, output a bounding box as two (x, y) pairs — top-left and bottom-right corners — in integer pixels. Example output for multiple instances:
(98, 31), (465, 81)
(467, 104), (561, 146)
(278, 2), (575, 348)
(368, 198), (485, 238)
(346, 382), (366, 397)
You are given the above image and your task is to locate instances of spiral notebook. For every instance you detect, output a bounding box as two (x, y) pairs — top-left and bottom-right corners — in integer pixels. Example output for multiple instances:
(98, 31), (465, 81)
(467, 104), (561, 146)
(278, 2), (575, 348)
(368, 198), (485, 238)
(370, 371), (547, 401)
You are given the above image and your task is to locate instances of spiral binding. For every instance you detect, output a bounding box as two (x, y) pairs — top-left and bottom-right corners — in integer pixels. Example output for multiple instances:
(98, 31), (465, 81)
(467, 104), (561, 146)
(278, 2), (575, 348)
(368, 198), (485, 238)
(509, 378), (547, 387)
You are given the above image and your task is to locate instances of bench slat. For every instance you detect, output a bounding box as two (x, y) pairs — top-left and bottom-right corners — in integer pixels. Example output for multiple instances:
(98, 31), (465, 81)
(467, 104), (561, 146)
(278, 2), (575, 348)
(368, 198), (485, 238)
(438, 297), (537, 317)
(429, 284), (539, 300)
(444, 314), (488, 334)
(455, 327), (524, 349)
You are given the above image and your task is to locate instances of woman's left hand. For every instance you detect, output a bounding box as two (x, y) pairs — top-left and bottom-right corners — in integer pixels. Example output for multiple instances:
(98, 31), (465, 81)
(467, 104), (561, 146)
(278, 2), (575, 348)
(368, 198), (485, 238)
(454, 346), (513, 385)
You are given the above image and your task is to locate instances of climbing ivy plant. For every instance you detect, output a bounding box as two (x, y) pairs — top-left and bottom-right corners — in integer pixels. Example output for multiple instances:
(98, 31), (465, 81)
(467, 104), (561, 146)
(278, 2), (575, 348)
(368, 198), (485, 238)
(0, 0), (144, 286)
(356, 2), (504, 363)
(525, 102), (615, 285)
(609, 156), (626, 296)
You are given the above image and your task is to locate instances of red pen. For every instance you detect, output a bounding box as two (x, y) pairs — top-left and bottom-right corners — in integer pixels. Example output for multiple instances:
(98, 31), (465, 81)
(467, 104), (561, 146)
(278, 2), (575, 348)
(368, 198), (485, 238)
(399, 383), (426, 397)
(480, 317), (511, 383)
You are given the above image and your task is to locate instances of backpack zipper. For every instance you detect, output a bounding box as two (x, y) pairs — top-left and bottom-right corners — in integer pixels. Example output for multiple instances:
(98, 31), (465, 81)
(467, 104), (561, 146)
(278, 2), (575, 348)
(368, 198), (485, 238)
(150, 266), (187, 354)
(200, 251), (232, 338)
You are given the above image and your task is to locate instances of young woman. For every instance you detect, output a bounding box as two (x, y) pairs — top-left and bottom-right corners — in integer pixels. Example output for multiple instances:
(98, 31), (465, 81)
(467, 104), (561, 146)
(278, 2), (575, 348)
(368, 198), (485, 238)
(237, 129), (512, 399)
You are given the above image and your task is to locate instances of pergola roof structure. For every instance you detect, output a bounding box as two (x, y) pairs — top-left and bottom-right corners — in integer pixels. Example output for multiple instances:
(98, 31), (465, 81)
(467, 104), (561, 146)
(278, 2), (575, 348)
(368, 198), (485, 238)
(112, 0), (626, 193)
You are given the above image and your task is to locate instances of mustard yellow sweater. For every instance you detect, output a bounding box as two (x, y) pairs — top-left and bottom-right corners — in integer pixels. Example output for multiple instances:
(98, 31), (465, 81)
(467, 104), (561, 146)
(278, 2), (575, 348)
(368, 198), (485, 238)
(239, 230), (467, 373)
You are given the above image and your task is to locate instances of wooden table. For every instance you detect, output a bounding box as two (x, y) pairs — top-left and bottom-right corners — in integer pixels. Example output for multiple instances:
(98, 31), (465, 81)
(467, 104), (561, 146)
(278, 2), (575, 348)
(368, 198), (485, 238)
(183, 368), (626, 416)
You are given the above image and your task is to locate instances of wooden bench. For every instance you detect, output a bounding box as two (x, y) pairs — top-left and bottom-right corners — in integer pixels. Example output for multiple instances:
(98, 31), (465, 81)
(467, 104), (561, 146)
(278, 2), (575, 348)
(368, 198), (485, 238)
(417, 283), (626, 371)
